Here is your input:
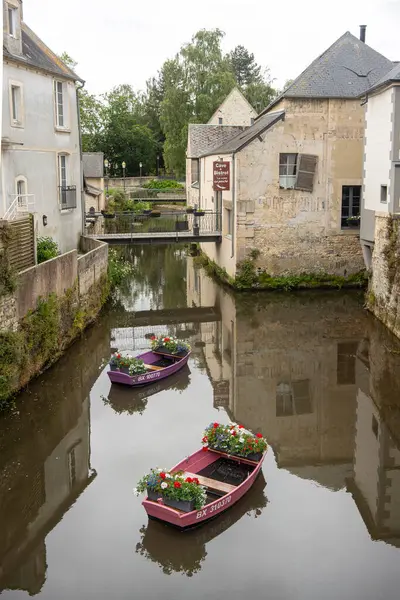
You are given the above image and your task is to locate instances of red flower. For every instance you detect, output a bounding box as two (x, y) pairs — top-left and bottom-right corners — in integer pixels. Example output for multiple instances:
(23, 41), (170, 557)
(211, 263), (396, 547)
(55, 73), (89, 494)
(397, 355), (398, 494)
(164, 337), (170, 342)
(256, 433), (263, 438)
(160, 472), (166, 479)
(202, 447), (208, 452)
(213, 423), (219, 428)
(151, 336), (156, 340)
(232, 431), (237, 436)
(117, 353), (121, 358)
(202, 436), (208, 443)
(185, 477), (193, 483)
(239, 425), (244, 429)
(193, 478), (200, 485)
(174, 481), (181, 488)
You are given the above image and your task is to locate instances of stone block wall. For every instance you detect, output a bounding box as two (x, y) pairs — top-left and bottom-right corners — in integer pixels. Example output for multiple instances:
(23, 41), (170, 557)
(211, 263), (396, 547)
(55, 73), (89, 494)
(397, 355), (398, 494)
(368, 213), (400, 338)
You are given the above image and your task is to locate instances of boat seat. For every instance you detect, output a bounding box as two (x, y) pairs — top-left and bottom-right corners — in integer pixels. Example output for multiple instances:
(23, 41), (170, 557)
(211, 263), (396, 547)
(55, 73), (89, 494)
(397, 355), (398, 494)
(183, 472), (236, 495)
(144, 364), (164, 371)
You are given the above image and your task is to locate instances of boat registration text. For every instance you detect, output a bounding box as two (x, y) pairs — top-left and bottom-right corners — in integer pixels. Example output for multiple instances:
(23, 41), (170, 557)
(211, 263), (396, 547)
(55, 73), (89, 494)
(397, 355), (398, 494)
(196, 495), (231, 519)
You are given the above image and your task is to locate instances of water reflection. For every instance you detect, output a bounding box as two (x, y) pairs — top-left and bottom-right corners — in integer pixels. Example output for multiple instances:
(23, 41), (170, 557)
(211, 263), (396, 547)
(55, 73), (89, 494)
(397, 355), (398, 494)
(0, 321), (107, 595)
(135, 472), (267, 576)
(104, 366), (191, 415)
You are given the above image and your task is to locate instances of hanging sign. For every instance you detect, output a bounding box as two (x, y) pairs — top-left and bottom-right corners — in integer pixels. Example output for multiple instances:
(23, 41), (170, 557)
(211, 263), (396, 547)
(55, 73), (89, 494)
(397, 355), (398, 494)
(213, 161), (230, 191)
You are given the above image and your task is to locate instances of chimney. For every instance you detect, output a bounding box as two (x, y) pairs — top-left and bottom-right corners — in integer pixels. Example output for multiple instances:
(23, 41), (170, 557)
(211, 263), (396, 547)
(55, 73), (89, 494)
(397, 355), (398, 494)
(360, 25), (366, 43)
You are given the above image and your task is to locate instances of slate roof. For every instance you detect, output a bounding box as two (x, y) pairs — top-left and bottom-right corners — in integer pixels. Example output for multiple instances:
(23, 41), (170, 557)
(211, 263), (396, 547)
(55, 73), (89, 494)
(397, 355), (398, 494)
(366, 61), (400, 93)
(202, 111), (285, 156)
(187, 124), (246, 158)
(3, 23), (83, 82)
(83, 153), (104, 178)
(261, 31), (394, 115)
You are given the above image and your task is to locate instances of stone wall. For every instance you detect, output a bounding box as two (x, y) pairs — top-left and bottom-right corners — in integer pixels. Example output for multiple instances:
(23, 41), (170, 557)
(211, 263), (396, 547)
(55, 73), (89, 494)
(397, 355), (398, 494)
(0, 236), (109, 403)
(367, 213), (400, 338)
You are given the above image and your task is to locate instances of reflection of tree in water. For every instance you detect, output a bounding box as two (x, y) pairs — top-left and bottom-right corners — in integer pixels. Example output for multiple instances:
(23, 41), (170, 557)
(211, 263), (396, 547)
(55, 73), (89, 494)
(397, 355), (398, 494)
(104, 367), (191, 415)
(135, 472), (268, 576)
(117, 245), (188, 310)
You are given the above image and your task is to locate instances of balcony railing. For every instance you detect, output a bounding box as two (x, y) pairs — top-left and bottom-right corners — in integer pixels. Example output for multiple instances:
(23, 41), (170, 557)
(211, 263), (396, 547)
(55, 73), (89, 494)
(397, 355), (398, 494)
(3, 194), (35, 221)
(59, 185), (77, 210)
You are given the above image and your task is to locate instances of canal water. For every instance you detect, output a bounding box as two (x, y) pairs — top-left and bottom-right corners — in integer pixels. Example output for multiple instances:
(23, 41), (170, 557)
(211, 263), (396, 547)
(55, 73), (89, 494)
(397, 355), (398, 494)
(1, 246), (400, 599)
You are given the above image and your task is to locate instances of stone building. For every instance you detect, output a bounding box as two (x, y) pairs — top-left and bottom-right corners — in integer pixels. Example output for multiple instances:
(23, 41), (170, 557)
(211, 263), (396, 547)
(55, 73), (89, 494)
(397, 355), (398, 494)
(83, 152), (105, 213)
(186, 87), (256, 207)
(1, 0), (84, 252)
(197, 28), (394, 278)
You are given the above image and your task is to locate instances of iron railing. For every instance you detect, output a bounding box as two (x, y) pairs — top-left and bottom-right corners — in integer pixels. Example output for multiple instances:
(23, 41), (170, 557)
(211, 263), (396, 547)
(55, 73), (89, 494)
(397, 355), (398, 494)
(95, 210), (222, 237)
(59, 185), (77, 210)
(3, 194), (35, 221)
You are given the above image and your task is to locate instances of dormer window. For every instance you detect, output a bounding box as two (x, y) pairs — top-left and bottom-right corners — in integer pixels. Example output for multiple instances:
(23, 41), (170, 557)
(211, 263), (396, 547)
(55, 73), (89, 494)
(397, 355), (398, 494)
(8, 5), (17, 37)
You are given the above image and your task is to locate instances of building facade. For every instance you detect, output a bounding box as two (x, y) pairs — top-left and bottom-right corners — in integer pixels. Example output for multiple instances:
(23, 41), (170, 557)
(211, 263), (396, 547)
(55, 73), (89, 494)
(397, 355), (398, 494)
(1, 0), (84, 253)
(198, 30), (393, 278)
(83, 152), (105, 213)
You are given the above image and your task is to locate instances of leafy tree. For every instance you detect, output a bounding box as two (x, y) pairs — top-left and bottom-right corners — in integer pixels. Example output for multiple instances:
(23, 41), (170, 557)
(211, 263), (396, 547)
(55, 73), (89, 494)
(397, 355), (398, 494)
(228, 45), (262, 86)
(244, 80), (276, 114)
(79, 89), (105, 152)
(59, 51), (77, 71)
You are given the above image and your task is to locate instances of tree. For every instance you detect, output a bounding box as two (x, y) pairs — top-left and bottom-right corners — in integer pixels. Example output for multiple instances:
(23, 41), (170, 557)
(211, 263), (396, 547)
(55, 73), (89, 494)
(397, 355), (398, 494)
(59, 51), (77, 71)
(79, 89), (105, 152)
(228, 45), (262, 87)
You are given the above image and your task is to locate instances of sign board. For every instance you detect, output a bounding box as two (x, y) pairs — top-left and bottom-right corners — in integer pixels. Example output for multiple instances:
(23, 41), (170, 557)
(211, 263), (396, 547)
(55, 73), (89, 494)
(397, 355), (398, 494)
(213, 161), (230, 191)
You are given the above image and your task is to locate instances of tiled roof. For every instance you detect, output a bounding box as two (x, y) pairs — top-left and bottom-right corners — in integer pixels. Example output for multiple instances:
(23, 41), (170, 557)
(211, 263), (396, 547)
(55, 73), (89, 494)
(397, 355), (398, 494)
(83, 153), (104, 178)
(188, 125), (246, 158)
(261, 32), (393, 115)
(366, 62), (400, 93)
(202, 111), (285, 156)
(3, 23), (83, 82)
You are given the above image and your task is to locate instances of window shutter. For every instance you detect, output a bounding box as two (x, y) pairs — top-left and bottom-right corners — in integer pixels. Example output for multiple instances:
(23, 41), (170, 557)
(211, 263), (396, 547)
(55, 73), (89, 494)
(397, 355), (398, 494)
(294, 154), (317, 192)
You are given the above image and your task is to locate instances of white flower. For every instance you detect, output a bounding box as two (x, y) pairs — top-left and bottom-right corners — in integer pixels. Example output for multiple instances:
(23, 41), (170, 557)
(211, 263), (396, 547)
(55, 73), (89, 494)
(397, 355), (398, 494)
(165, 473), (172, 479)
(133, 488), (139, 496)
(161, 482), (168, 489)
(157, 468), (162, 472)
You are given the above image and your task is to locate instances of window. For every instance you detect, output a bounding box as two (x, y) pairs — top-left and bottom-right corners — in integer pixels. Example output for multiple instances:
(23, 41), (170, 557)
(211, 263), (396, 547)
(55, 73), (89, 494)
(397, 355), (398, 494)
(279, 153), (297, 189)
(8, 6), (17, 37)
(225, 208), (232, 237)
(380, 185), (388, 204)
(191, 158), (199, 184)
(218, 117), (223, 125)
(276, 380), (312, 416)
(54, 81), (65, 128)
(58, 154), (77, 209)
(68, 448), (77, 488)
(337, 342), (358, 385)
(341, 186), (361, 228)
(372, 415), (379, 439)
(10, 82), (23, 126)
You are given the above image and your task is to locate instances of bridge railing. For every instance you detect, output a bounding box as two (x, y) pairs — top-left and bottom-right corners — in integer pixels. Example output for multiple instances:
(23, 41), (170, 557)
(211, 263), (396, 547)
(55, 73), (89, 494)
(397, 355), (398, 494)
(89, 211), (222, 237)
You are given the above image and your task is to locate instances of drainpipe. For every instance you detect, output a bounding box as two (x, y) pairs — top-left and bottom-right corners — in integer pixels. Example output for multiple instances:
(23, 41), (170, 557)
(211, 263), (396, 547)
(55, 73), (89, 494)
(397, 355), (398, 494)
(231, 153), (236, 258)
(76, 81), (85, 240)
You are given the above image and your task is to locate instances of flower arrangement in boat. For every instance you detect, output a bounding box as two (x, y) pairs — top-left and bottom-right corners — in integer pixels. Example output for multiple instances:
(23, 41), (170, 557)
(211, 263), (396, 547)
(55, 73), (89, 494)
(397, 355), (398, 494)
(150, 335), (191, 355)
(109, 352), (147, 375)
(135, 468), (207, 511)
(202, 422), (267, 460)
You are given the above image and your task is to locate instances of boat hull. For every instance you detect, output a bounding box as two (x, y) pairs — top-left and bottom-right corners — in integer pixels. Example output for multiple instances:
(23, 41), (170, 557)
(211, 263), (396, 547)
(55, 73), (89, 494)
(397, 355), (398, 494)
(107, 351), (190, 387)
(142, 448), (266, 529)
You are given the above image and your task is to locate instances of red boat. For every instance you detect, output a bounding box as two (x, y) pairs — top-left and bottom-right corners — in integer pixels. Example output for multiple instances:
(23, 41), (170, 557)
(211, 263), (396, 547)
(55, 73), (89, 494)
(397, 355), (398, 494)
(142, 447), (266, 529)
(108, 349), (191, 387)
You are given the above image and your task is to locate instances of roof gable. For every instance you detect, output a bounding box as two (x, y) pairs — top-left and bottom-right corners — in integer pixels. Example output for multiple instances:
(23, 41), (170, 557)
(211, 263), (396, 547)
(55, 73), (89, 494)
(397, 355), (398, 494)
(208, 87), (257, 125)
(260, 31), (393, 115)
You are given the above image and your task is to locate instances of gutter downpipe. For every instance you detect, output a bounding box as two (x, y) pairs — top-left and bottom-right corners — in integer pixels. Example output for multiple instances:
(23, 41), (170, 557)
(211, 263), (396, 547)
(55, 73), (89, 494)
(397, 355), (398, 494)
(76, 80), (86, 238)
(231, 152), (236, 258)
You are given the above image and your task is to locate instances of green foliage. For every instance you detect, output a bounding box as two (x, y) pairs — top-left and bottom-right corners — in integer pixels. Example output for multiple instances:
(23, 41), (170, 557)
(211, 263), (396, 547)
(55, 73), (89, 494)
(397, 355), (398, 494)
(228, 45), (262, 86)
(106, 189), (150, 213)
(0, 331), (23, 411)
(203, 422), (267, 457)
(142, 179), (184, 190)
(135, 469), (207, 510)
(22, 294), (59, 360)
(37, 237), (60, 264)
(0, 225), (16, 296)
(108, 248), (134, 289)
(382, 216), (399, 290)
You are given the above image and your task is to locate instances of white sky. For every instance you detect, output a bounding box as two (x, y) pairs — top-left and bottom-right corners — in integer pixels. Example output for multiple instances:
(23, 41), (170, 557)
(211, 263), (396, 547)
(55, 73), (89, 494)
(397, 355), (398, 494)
(24, 0), (400, 96)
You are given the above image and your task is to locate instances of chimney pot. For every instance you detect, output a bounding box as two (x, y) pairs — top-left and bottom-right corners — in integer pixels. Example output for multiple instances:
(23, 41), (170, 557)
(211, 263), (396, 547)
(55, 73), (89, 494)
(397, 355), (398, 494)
(360, 25), (366, 43)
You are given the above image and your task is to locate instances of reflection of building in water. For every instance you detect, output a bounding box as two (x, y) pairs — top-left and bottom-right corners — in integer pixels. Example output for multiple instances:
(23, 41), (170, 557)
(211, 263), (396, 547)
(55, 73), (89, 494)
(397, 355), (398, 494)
(187, 257), (368, 488)
(348, 333), (400, 545)
(0, 319), (108, 595)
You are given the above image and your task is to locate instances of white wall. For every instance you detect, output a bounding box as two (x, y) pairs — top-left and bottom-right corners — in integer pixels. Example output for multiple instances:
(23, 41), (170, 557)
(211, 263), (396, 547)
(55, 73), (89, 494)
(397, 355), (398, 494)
(1, 62), (82, 253)
(363, 88), (393, 213)
(208, 88), (257, 126)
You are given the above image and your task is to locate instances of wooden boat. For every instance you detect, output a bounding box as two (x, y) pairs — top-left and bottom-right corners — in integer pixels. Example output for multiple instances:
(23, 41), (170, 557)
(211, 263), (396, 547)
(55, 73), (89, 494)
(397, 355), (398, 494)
(107, 349), (191, 387)
(142, 447), (266, 529)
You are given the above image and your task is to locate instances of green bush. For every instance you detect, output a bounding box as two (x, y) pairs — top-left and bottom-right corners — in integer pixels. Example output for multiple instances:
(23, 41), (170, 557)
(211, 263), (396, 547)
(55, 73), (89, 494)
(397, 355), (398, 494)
(37, 237), (59, 264)
(108, 248), (134, 289)
(142, 179), (184, 190)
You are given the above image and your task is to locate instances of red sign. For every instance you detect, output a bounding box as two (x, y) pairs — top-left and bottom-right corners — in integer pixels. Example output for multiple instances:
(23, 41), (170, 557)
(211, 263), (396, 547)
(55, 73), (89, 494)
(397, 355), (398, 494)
(213, 161), (230, 191)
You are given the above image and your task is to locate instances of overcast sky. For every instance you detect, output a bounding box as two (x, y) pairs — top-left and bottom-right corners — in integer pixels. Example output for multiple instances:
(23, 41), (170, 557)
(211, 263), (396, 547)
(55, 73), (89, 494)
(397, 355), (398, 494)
(24, 0), (400, 96)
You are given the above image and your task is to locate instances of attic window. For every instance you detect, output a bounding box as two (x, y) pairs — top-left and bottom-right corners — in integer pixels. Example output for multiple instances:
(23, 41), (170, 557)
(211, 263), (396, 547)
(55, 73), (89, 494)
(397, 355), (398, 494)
(8, 5), (17, 37)
(218, 117), (223, 125)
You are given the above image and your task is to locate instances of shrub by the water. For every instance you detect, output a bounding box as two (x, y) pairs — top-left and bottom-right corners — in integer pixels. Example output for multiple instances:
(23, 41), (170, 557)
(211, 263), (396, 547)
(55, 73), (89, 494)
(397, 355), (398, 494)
(37, 237), (59, 264)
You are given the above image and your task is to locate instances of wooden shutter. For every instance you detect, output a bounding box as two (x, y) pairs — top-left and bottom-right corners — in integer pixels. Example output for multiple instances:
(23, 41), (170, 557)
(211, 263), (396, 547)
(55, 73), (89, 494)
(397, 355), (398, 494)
(294, 154), (317, 192)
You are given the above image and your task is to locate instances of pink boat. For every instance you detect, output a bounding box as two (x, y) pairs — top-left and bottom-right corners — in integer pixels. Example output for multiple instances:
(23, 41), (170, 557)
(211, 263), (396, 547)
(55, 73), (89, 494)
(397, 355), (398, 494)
(108, 349), (191, 387)
(142, 447), (266, 529)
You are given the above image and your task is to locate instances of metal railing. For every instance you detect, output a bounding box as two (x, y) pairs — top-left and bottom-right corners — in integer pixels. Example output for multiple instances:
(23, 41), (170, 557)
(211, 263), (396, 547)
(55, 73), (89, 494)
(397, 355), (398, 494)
(93, 210), (222, 237)
(3, 194), (35, 221)
(59, 185), (77, 210)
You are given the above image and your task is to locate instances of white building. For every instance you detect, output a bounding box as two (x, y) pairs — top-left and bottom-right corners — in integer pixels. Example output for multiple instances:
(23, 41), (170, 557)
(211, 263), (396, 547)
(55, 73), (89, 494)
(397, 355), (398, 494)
(361, 63), (400, 267)
(1, 0), (84, 253)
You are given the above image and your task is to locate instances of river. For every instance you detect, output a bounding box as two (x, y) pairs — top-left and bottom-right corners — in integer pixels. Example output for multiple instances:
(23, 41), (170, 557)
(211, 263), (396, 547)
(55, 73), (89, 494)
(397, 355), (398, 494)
(1, 245), (400, 599)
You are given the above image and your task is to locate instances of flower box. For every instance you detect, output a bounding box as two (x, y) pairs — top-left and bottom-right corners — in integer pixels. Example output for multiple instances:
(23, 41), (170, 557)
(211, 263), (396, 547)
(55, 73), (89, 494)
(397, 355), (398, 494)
(194, 210), (205, 216)
(202, 423), (267, 460)
(103, 213), (115, 219)
(147, 488), (195, 512)
(150, 336), (190, 357)
(208, 445), (262, 462)
(153, 345), (188, 358)
(186, 207), (194, 214)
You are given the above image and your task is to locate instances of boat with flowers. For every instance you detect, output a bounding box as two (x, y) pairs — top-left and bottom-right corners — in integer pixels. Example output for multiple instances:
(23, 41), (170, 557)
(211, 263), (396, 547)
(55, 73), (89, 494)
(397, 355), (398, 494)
(134, 423), (268, 529)
(107, 335), (191, 387)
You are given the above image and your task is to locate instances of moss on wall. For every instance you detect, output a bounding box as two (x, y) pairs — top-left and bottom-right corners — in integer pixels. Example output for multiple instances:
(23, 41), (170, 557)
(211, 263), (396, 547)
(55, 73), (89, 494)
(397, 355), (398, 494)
(195, 252), (368, 291)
